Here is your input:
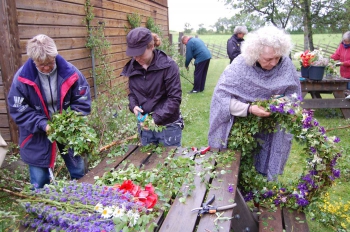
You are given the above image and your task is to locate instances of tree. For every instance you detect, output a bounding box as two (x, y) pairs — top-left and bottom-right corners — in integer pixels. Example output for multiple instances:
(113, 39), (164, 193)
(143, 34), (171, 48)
(197, 24), (208, 35)
(221, 0), (348, 50)
(184, 23), (193, 34)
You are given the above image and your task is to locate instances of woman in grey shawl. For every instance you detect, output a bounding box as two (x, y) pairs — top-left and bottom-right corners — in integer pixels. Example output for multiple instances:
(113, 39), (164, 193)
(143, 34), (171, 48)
(208, 26), (301, 181)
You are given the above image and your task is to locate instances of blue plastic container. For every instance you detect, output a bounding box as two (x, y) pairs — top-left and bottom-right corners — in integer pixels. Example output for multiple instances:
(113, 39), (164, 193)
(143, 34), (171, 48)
(309, 66), (325, 81)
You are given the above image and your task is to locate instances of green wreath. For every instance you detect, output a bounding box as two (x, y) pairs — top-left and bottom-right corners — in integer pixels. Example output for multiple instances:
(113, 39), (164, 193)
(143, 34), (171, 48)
(227, 94), (342, 211)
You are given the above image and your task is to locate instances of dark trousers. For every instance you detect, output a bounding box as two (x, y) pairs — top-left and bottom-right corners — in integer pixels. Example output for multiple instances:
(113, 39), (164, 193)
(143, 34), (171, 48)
(193, 59), (210, 92)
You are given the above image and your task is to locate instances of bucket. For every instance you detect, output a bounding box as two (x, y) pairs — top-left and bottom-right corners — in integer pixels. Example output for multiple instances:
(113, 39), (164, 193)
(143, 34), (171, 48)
(309, 66), (325, 81)
(300, 66), (309, 78)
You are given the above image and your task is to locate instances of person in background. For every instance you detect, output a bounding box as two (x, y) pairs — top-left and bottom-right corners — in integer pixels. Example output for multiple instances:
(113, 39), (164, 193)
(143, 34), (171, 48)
(208, 26), (301, 181)
(227, 26), (248, 64)
(181, 36), (211, 93)
(331, 31), (350, 97)
(7, 34), (91, 188)
(121, 27), (183, 147)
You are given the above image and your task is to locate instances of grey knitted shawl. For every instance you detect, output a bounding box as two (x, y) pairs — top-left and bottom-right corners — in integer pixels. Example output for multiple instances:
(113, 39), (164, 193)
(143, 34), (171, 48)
(208, 55), (301, 180)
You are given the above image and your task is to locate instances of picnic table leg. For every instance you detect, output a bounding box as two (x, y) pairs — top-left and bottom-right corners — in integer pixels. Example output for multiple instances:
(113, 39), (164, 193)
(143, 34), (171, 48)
(332, 90), (350, 118)
(230, 189), (258, 232)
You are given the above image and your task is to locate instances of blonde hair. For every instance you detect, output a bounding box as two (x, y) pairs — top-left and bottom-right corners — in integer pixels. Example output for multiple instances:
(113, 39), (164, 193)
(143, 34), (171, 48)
(241, 26), (293, 66)
(27, 34), (58, 62)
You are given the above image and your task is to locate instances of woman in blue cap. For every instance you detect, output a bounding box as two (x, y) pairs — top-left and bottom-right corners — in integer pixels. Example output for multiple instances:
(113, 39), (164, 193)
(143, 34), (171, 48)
(121, 27), (183, 147)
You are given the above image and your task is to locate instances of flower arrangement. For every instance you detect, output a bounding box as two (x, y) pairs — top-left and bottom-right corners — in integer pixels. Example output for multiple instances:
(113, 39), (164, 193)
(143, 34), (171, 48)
(19, 180), (158, 232)
(294, 49), (329, 67)
(227, 94), (342, 214)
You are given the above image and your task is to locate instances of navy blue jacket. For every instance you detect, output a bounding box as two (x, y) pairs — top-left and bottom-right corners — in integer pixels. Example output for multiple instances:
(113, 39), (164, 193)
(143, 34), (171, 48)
(7, 55), (91, 168)
(121, 50), (182, 125)
(185, 38), (211, 67)
(227, 34), (244, 63)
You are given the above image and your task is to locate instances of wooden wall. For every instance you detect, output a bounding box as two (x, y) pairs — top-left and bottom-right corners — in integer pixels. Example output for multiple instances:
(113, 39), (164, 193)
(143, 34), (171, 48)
(0, 0), (169, 143)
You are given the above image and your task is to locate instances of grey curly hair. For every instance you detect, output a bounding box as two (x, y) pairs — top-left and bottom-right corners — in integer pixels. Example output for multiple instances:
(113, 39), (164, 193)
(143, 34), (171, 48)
(343, 31), (350, 42)
(27, 34), (58, 62)
(241, 26), (293, 66)
(234, 26), (248, 35)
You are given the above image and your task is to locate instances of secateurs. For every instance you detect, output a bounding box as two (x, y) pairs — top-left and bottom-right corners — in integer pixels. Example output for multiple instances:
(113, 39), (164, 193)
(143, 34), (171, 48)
(191, 195), (237, 217)
(137, 106), (148, 122)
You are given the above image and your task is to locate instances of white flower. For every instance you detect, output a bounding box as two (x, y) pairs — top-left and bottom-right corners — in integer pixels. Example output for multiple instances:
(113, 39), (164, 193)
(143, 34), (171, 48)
(291, 93), (298, 99)
(312, 154), (322, 164)
(127, 210), (140, 227)
(94, 203), (103, 213)
(112, 205), (125, 218)
(101, 206), (113, 219)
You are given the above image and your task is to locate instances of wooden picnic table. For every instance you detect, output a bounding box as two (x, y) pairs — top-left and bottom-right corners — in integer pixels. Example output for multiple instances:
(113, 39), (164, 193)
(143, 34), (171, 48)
(79, 145), (310, 232)
(301, 76), (350, 118)
(78, 145), (253, 232)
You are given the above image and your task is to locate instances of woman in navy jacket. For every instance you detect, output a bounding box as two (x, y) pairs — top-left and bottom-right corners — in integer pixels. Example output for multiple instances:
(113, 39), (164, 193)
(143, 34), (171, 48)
(7, 34), (91, 188)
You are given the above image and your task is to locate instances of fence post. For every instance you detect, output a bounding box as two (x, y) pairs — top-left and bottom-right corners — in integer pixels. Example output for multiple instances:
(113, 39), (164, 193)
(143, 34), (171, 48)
(169, 33), (173, 45)
(179, 32), (184, 56)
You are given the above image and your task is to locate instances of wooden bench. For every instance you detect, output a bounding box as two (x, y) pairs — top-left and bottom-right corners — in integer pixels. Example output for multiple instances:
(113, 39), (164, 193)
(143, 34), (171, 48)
(259, 206), (309, 232)
(301, 77), (350, 118)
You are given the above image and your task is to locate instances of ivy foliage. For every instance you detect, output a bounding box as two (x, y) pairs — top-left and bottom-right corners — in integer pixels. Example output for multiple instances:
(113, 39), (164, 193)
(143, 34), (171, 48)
(47, 107), (98, 157)
(227, 95), (342, 211)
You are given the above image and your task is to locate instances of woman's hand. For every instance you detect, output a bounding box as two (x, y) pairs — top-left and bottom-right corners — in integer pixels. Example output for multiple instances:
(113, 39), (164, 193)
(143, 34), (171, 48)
(133, 106), (143, 116)
(250, 105), (271, 117)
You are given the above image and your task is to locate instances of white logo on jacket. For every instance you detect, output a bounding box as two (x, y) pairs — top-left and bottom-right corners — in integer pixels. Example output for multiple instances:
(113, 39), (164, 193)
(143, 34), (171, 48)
(13, 96), (24, 108)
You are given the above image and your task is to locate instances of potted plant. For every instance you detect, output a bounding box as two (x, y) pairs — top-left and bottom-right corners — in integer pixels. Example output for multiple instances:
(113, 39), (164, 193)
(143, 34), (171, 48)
(295, 49), (329, 80)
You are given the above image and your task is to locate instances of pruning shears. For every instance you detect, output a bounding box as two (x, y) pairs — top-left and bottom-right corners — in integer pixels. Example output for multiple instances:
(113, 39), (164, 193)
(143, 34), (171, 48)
(137, 106), (148, 122)
(191, 195), (237, 217)
(191, 146), (211, 155)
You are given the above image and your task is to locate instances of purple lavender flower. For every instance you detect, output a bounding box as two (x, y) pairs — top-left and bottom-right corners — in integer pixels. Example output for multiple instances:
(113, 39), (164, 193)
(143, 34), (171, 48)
(228, 184), (234, 193)
(310, 147), (316, 153)
(333, 169), (340, 178)
(333, 137), (340, 143)
(287, 109), (295, 114)
(296, 198), (309, 207)
(270, 105), (278, 112)
(319, 126), (326, 134)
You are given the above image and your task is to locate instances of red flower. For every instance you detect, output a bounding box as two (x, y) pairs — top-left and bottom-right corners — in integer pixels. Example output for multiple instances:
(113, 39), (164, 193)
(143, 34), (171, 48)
(136, 183), (158, 209)
(114, 180), (158, 209)
(119, 180), (134, 193)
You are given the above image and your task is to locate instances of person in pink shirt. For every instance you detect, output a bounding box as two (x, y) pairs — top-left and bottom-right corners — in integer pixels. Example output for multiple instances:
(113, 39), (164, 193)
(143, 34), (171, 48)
(331, 31), (350, 94)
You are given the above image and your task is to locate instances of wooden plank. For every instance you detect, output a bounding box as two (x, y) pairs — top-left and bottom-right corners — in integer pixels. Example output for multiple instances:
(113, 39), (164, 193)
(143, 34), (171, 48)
(301, 99), (350, 109)
(0, 100), (7, 113)
(196, 150), (242, 231)
(0, 115), (10, 127)
(18, 25), (87, 39)
(0, 86), (4, 100)
(0, 0), (21, 144)
(141, 146), (178, 170)
(16, 0), (86, 15)
(259, 207), (283, 232)
(283, 208), (309, 232)
(0, 128), (11, 142)
(158, 154), (214, 232)
(77, 145), (138, 184)
(17, 10), (85, 26)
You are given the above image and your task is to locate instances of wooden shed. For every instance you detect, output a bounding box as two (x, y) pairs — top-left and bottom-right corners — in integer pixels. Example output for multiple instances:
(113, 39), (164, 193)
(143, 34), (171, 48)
(0, 0), (169, 144)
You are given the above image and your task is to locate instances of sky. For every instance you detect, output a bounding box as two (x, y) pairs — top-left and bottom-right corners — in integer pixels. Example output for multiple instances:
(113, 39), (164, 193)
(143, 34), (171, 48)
(168, 0), (235, 32)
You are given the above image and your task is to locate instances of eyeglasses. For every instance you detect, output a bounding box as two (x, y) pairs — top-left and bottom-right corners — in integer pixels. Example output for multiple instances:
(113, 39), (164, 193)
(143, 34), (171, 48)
(34, 59), (56, 68)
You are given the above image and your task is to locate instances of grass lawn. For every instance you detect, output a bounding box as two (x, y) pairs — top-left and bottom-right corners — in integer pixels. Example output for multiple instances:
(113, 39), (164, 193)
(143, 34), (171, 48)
(180, 58), (350, 231)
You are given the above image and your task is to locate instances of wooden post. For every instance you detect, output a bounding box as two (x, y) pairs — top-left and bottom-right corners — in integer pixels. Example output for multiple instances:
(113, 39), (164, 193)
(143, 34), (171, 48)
(0, 0), (22, 144)
(179, 32), (184, 56)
